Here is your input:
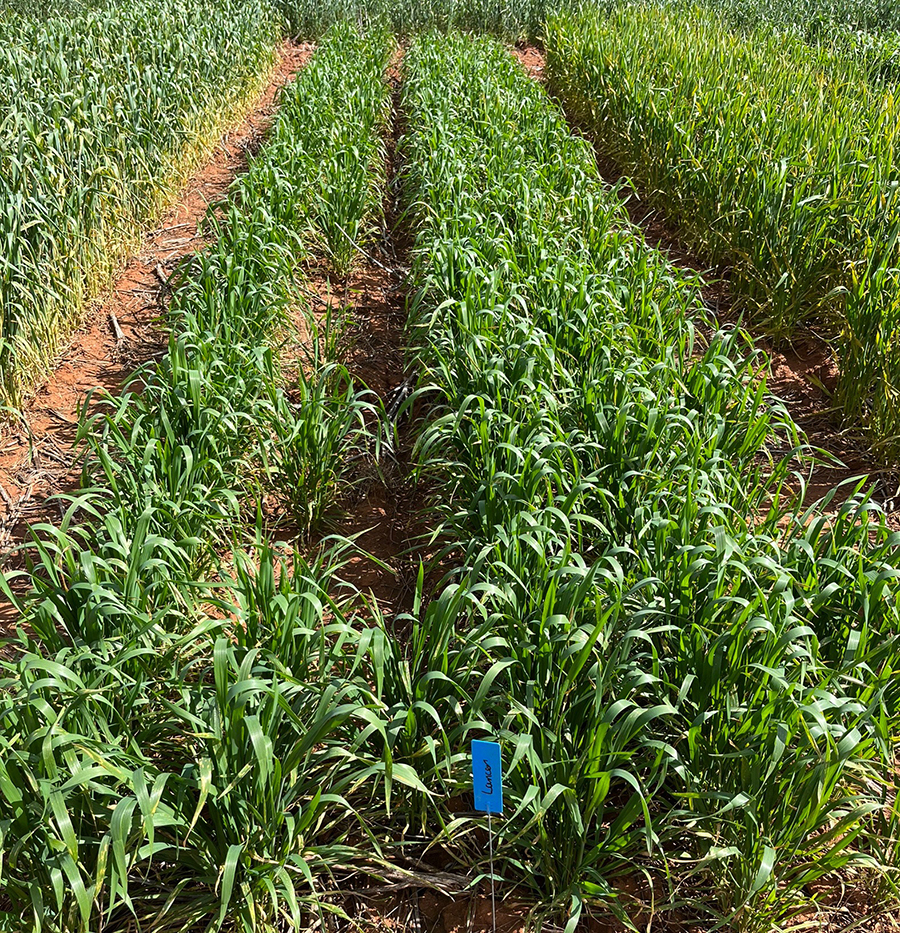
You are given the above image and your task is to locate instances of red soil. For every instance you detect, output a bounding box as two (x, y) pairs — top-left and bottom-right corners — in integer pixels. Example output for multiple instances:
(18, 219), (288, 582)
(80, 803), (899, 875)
(292, 256), (417, 622)
(513, 44), (545, 80)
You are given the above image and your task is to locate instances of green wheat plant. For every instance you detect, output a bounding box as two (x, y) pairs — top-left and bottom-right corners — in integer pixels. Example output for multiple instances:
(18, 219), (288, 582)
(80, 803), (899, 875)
(544, 5), (900, 461)
(0, 0), (279, 406)
(5, 10), (900, 933)
(395, 30), (900, 930)
(0, 25), (395, 931)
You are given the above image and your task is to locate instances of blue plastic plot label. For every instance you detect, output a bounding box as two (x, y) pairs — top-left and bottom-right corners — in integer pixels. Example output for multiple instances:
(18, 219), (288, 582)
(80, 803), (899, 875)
(471, 740), (503, 814)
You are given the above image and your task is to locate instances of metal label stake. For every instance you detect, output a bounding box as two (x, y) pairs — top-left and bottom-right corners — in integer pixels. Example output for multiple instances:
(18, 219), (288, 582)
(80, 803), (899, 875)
(472, 740), (504, 933)
(488, 809), (496, 933)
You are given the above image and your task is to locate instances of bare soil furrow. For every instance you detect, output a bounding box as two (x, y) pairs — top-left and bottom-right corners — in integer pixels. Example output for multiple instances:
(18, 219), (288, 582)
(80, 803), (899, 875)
(304, 49), (422, 625)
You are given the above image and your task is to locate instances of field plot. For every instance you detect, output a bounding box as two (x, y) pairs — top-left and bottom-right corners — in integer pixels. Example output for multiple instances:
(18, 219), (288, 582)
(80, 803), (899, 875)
(0, 0), (278, 405)
(400, 32), (900, 931)
(0, 40), (312, 551)
(545, 5), (900, 462)
(0, 26), (393, 931)
(1, 4), (900, 933)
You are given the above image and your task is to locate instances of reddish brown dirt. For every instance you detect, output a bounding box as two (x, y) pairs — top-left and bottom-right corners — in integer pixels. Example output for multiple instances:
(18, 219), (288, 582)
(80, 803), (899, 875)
(513, 44), (545, 81)
(334, 874), (900, 933)
(294, 254), (419, 622)
(305, 49), (424, 625)
(0, 40), (314, 555)
(511, 45), (899, 525)
(336, 892), (616, 933)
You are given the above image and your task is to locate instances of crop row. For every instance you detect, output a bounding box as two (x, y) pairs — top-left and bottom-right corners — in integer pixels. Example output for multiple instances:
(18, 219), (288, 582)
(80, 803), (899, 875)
(545, 5), (900, 461)
(399, 31), (900, 931)
(4, 18), (900, 933)
(0, 0), (279, 405)
(0, 26), (390, 931)
(275, 0), (564, 42)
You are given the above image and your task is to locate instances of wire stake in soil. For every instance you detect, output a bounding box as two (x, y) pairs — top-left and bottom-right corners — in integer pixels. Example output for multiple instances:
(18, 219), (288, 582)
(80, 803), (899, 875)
(488, 810), (496, 933)
(472, 740), (504, 933)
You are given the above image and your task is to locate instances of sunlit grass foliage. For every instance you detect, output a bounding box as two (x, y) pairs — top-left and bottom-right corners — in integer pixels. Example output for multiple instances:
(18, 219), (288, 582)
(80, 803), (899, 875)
(0, 0), (278, 405)
(275, 0), (561, 41)
(397, 30), (900, 930)
(0, 26), (391, 931)
(546, 5), (900, 461)
(3, 10), (900, 933)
